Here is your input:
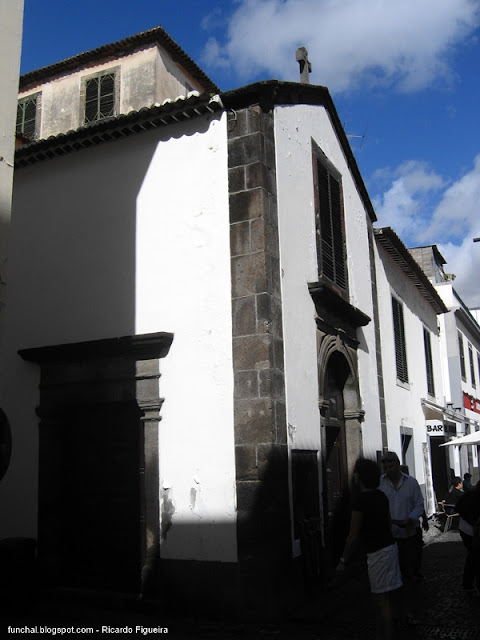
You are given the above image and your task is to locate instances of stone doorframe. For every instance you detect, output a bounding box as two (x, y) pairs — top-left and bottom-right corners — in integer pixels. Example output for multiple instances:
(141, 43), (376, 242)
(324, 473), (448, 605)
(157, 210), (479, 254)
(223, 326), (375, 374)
(19, 331), (173, 595)
(316, 331), (364, 478)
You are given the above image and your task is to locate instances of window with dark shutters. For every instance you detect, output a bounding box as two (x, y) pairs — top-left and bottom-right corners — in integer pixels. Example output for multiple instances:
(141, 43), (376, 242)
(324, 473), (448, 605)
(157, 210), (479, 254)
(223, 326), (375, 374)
(392, 296), (408, 384)
(459, 333), (466, 380)
(313, 147), (347, 293)
(469, 343), (476, 388)
(84, 72), (116, 124)
(16, 96), (37, 139)
(423, 328), (435, 396)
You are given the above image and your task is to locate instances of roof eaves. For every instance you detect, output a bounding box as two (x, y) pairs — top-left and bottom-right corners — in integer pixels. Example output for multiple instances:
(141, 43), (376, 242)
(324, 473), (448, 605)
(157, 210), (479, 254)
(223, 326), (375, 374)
(15, 93), (224, 168)
(221, 80), (377, 223)
(454, 307), (480, 340)
(19, 25), (220, 95)
(374, 227), (448, 315)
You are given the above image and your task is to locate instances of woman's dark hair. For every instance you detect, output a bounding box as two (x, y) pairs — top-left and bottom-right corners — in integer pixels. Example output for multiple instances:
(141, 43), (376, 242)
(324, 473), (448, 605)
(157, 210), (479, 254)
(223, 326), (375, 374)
(354, 458), (381, 490)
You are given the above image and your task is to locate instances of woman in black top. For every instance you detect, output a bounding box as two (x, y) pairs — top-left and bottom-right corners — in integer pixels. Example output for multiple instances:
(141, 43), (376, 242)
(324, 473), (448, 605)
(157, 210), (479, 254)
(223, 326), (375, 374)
(338, 458), (402, 640)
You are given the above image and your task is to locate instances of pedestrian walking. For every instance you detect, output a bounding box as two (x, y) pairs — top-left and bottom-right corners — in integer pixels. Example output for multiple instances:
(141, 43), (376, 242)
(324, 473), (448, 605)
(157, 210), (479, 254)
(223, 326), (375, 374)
(379, 451), (425, 625)
(399, 464), (428, 579)
(337, 457), (402, 640)
(455, 480), (480, 592)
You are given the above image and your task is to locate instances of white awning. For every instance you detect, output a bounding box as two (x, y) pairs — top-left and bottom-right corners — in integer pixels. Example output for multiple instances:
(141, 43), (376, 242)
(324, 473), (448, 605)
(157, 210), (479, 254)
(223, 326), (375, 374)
(440, 431), (480, 446)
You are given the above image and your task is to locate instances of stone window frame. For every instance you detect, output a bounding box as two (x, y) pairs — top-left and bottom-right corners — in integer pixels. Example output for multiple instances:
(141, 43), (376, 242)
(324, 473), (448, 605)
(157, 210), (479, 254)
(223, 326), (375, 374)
(16, 91), (42, 140)
(80, 66), (120, 125)
(312, 139), (348, 298)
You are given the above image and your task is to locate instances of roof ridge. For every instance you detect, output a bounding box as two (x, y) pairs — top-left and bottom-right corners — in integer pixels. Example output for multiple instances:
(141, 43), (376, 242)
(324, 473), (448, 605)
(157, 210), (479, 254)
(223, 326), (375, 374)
(19, 24), (219, 95)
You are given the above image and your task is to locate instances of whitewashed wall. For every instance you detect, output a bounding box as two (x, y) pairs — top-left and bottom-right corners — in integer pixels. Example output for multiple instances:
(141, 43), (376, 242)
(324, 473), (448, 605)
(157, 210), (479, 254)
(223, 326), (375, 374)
(0, 0), (23, 365)
(3, 112), (237, 562)
(274, 104), (382, 459)
(136, 113), (237, 562)
(375, 241), (443, 508)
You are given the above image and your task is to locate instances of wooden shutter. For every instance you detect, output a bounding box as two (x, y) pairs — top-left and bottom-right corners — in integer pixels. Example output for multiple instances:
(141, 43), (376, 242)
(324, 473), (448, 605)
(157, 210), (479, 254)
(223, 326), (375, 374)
(85, 77), (100, 122)
(16, 98), (37, 139)
(315, 156), (347, 291)
(392, 297), (408, 383)
(458, 333), (466, 380)
(423, 328), (435, 396)
(469, 344), (476, 387)
(98, 73), (115, 119)
(85, 73), (115, 123)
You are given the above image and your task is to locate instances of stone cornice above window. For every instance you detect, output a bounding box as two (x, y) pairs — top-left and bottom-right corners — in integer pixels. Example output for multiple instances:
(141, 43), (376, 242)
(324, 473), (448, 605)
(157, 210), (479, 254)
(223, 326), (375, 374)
(309, 282), (371, 347)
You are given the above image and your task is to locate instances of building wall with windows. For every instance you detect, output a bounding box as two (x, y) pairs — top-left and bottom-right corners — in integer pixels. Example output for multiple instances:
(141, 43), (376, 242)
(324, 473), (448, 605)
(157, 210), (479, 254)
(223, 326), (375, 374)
(409, 247), (480, 486)
(7, 74), (393, 614)
(374, 229), (446, 513)
(435, 282), (480, 484)
(17, 27), (218, 142)
(274, 103), (382, 456)
(17, 46), (202, 140)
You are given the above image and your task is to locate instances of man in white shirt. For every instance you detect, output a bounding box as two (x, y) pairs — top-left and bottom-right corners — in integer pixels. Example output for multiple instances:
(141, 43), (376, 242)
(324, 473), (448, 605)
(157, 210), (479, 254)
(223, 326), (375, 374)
(379, 451), (425, 624)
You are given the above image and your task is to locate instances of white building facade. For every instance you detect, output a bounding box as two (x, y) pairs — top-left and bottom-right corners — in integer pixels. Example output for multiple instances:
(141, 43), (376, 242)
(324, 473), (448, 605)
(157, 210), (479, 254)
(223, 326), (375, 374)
(5, 62), (389, 615)
(410, 245), (480, 494)
(375, 229), (448, 514)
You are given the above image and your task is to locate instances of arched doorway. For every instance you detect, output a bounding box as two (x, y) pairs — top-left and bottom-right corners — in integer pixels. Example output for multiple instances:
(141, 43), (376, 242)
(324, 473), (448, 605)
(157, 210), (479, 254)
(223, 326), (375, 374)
(322, 352), (351, 568)
(317, 337), (364, 572)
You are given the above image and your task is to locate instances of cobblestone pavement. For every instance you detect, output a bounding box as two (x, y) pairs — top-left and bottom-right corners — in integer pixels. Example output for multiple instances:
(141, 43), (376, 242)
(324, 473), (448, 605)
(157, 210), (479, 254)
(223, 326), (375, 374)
(1, 524), (480, 639)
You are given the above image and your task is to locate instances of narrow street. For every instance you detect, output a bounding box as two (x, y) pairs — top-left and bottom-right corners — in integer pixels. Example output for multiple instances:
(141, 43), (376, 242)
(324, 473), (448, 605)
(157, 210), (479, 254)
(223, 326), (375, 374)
(2, 527), (480, 639)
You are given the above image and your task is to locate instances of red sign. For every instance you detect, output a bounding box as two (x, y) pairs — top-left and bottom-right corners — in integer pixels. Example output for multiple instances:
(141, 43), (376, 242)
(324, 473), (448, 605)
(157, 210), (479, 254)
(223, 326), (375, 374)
(463, 392), (480, 413)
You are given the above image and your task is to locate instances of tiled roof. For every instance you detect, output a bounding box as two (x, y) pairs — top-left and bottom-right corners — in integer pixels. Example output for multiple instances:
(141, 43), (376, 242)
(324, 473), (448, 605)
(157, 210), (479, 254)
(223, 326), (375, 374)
(19, 25), (220, 95)
(15, 92), (224, 168)
(374, 227), (448, 314)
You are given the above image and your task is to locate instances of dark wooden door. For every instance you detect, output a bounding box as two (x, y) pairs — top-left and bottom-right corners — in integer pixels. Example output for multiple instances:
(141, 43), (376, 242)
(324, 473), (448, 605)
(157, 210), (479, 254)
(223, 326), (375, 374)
(323, 360), (349, 569)
(39, 400), (144, 592)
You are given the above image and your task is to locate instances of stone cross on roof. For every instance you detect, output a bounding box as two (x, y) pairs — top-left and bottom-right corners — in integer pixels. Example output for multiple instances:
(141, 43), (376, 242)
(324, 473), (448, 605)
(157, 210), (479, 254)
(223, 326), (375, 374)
(296, 46), (312, 83)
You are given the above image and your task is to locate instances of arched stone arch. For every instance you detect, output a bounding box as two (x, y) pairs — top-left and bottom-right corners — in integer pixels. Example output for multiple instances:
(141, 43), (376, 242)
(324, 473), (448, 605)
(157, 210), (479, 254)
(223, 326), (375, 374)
(316, 330), (364, 568)
(317, 331), (364, 476)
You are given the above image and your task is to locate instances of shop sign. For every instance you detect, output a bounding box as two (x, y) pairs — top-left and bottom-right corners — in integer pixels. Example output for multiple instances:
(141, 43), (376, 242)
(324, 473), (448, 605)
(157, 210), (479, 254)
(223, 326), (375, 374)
(426, 419), (444, 436)
(463, 392), (480, 413)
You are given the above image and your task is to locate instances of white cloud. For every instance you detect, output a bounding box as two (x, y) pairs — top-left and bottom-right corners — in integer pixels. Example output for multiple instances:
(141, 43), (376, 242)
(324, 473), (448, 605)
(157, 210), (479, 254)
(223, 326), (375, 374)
(439, 237), (480, 308)
(373, 156), (480, 306)
(373, 161), (444, 240)
(202, 37), (230, 69)
(419, 155), (480, 242)
(202, 0), (480, 93)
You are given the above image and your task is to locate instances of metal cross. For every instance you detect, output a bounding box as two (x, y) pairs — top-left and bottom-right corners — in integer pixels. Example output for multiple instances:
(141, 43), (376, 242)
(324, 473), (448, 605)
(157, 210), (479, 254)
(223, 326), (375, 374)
(296, 47), (312, 84)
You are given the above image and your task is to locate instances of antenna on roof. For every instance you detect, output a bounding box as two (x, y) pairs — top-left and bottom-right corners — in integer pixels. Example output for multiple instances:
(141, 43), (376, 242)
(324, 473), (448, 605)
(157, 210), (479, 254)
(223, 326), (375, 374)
(346, 123), (368, 150)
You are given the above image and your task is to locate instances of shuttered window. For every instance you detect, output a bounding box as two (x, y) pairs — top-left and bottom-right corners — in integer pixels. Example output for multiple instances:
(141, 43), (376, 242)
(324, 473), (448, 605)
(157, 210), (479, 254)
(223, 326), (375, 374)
(16, 96), (37, 139)
(392, 296), (408, 383)
(423, 328), (435, 396)
(313, 151), (347, 292)
(459, 333), (466, 380)
(84, 72), (116, 124)
(469, 343), (476, 388)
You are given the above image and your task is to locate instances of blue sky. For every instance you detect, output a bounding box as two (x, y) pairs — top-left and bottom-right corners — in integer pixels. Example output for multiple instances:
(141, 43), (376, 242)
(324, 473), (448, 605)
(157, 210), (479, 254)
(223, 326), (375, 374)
(20, 0), (480, 306)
